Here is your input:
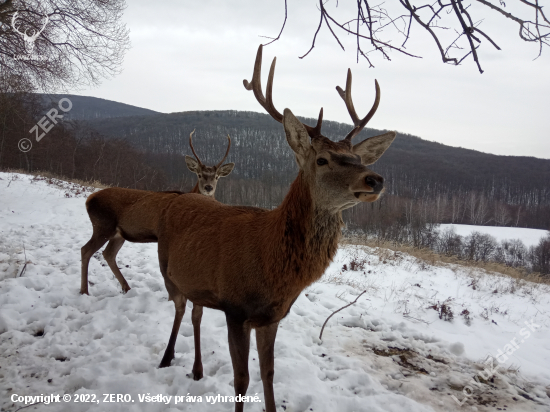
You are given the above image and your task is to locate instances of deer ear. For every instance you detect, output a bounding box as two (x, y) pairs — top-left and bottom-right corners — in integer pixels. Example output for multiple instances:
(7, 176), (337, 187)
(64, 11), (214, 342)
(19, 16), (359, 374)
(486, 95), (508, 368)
(283, 108), (311, 166)
(217, 162), (235, 177)
(185, 156), (200, 173)
(352, 131), (396, 165)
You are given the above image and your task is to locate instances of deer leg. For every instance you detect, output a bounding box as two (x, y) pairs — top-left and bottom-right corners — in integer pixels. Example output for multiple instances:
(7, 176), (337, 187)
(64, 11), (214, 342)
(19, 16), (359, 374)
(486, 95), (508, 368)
(255, 322), (279, 412)
(80, 235), (108, 295)
(102, 234), (130, 293)
(159, 290), (187, 368)
(226, 315), (251, 412)
(191, 304), (204, 380)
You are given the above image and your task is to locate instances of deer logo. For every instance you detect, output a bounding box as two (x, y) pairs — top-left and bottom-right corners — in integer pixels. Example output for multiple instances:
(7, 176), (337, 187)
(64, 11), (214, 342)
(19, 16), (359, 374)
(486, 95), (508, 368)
(11, 11), (49, 55)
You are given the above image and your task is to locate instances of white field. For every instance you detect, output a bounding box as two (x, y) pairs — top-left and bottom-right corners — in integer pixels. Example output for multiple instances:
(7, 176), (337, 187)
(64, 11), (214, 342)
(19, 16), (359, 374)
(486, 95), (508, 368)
(1, 172), (549, 412)
(439, 224), (549, 247)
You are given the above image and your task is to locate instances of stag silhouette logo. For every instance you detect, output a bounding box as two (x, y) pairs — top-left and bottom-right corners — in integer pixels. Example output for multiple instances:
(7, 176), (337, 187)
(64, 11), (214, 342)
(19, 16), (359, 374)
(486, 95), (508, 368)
(11, 11), (49, 55)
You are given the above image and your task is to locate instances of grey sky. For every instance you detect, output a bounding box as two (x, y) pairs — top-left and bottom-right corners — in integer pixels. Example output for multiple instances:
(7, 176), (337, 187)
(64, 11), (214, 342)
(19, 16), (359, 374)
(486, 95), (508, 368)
(79, 0), (550, 159)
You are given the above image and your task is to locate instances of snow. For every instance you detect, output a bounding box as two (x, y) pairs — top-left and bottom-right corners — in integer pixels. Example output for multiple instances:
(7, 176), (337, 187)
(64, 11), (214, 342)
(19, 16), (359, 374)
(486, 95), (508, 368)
(439, 224), (549, 247)
(1, 172), (549, 412)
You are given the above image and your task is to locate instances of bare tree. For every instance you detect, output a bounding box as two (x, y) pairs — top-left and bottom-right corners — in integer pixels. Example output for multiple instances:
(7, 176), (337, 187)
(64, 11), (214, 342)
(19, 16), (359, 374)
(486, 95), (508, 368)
(0, 0), (130, 91)
(493, 200), (511, 226)
(267, 0), (550, 72)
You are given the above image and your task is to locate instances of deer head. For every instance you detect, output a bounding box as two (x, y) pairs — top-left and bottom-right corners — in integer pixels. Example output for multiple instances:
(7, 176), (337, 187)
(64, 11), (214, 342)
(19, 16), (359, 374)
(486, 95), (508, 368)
(184, 130), (235, 196)
(244, 45), (396, 213)
(11, 11), (49, 54)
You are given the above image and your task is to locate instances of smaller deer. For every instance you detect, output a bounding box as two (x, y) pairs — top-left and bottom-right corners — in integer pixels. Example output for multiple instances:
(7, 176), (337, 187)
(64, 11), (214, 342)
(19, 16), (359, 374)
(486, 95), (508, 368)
(80, 131), (234, 295)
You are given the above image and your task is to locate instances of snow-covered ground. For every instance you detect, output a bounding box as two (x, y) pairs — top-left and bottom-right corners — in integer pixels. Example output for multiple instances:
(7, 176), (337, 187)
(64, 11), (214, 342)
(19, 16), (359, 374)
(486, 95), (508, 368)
(1, 172), (549, 412)
(439, 224), (549, 247)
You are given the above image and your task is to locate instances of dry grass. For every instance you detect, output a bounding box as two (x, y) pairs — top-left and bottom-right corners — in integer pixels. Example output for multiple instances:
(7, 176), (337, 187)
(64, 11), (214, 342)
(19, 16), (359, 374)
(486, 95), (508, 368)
(341, 236), (550, 286)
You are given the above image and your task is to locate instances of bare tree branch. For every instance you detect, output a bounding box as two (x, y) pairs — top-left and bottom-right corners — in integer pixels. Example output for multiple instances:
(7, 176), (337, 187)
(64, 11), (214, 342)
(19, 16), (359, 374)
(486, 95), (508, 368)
(270, 0), (550, 72)
(261, 0), (287, 46)
(0, 0), (130, 92)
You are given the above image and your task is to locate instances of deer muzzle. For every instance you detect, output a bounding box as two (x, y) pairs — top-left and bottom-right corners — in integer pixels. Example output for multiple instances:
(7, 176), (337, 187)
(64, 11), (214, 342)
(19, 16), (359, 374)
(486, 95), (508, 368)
(350, 173), (385, 202)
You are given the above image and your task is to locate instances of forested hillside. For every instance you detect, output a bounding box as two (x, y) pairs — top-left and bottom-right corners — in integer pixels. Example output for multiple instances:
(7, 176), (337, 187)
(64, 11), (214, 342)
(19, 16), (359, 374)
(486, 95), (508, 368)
(85, 109), (550, 231)
(2, 93), (549, 232)
(40, 94), (160, 120)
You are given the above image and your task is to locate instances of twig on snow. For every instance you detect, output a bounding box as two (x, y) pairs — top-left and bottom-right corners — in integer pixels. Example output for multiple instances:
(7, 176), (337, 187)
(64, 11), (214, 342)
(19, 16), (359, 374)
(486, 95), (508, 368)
(319, 290), (368, 341)
(17, 243), (28, 278)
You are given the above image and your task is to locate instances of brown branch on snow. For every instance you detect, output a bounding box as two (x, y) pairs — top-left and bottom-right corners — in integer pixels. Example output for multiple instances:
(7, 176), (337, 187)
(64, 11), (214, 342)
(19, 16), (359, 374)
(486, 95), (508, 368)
(319, 290), (368, 341)
(17, 243), (28, 278)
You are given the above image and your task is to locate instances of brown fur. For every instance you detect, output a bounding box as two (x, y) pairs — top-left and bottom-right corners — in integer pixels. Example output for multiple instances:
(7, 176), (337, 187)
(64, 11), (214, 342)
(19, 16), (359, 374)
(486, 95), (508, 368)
(158, 173), (340, 325)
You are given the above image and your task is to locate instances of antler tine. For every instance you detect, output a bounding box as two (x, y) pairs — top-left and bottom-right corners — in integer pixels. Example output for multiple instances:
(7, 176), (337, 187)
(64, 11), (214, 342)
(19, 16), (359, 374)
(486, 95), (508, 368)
(336, 69), (381, 141)
(265, 56), (284, 122)
(41, 14), (49, 30)
(244, 45), (324, 137)
(304, 108), (324, 137)
(189, 129), (203, 166)
(336, 69), (361, 126)
(11, 12), (24, 35)
(216, 134), (231, 168)
(243, 45), (283, 123)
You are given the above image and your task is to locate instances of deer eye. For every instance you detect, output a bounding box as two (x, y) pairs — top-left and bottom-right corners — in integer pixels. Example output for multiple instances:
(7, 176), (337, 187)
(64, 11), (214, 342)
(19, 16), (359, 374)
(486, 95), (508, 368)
(198, 175), (202, 178)
(316, 158), (328, 166)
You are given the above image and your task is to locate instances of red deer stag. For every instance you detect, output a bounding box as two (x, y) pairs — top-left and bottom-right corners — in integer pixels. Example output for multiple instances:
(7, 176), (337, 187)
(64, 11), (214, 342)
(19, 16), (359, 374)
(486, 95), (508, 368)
(154, 45), (396, 412)
(80, 131), (234, 296)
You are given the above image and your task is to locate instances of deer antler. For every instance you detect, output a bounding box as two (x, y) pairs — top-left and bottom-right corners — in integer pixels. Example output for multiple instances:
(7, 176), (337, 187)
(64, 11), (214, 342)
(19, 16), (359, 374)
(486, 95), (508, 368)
(189, 129), (203, 166)
(216, 135), (231, 168)
(11, 12), (26, 36)
(336, 69), (380, 141)
(244, 45), (324, 138)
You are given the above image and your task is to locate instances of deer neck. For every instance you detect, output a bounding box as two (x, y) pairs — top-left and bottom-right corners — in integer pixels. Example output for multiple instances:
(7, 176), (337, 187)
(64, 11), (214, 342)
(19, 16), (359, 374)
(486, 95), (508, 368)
(272, 171), (343, 287)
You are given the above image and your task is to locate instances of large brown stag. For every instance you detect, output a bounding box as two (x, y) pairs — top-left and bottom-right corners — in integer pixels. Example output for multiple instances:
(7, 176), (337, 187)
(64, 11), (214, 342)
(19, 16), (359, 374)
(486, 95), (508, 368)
(155, 45), (396, 412)
(80, 131), (234, 296)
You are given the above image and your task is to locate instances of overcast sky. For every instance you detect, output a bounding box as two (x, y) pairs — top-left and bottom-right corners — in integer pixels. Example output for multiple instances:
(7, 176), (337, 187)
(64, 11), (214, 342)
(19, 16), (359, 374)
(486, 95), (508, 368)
(78, 0), (550, 159)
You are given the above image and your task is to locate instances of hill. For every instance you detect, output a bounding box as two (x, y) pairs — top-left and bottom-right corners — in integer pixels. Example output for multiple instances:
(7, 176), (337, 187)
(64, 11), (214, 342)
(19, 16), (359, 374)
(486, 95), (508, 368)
(83, 109), (550, 202)
(39, 94), (160, 120)
(25, 94), (550, 230)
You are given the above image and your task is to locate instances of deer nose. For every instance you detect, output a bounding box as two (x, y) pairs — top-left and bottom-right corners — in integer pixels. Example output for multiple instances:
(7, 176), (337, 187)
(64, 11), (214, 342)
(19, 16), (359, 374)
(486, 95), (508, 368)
(365, 175), (384, 193)
(204, 185), (213, 192)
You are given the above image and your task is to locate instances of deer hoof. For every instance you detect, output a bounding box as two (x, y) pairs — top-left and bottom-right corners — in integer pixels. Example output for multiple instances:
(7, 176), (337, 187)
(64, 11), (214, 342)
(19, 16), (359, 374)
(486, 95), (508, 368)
(158, 359), (172, 368)
(158, 352), (174, 368)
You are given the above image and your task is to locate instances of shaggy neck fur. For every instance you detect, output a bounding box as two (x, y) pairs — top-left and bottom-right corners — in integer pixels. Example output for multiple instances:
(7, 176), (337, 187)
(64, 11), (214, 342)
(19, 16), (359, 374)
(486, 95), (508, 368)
(270, 171), (343, 290)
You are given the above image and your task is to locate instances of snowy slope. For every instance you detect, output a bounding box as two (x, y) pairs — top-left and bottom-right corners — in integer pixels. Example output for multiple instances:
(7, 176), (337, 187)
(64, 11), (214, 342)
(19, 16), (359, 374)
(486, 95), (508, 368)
(439, 224), (549, 247)
(1, 172), (549, 412)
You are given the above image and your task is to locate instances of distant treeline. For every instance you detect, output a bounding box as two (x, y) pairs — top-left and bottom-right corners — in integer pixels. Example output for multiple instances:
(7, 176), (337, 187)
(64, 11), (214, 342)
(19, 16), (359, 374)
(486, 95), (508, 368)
(86, 109), (550, 230)
(347, 225), (550, 277)
(1, 91), (549, 276)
